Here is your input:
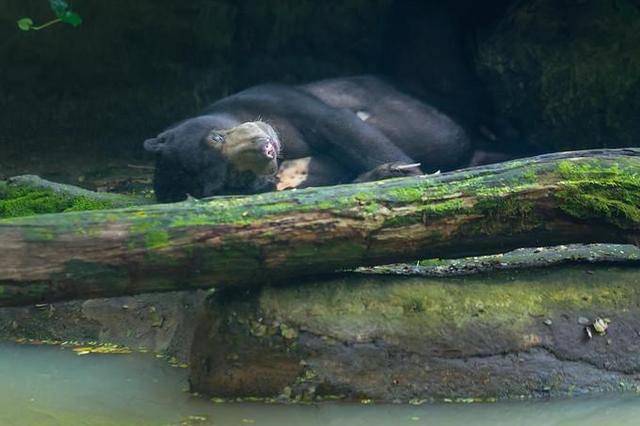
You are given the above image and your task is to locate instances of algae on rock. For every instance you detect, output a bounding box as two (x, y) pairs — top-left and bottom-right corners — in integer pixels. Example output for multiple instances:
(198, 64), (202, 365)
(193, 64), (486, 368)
(190, 265), (640, 401)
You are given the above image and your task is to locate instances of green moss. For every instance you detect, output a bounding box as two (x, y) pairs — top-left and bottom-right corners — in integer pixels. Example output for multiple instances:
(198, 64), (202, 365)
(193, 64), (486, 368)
(258, 266), (640, 343)
(167, 186), (393, 229)
(419, 199), (466, 219)
(361, 202), (382, 214)
(469, 196), (536, 235)
(386, 186), (425, 203)
(169, 208), (252, 228)
(170, 214), (225, 227)
(382, 214), (422, 228)
(401, 296), (426, 313)
(352, 192), (376, 202)
(522, 169), (538, 183)
(145, 230), (170, 250)
(557, 161), (640, 228)
(315, 201), (334, 210)
(0, 183), (119, 219)
(376, 173), (536, 228)
(256, 201), (298, 214)
(62, 197), (117, 212)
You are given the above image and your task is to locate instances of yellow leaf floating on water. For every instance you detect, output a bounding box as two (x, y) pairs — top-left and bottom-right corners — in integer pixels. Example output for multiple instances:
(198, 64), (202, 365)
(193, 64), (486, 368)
(186, 415), (208, 422)
(13, 338), (136, 356)
(71, 344), (132, 355)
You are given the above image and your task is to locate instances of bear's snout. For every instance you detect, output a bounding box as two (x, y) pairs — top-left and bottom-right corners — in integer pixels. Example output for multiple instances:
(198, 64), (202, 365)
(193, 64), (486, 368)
(262, 139), (278, 159)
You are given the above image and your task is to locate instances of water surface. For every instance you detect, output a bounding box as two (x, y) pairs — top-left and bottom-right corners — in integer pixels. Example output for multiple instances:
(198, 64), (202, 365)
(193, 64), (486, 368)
(0, 342), (637, 426)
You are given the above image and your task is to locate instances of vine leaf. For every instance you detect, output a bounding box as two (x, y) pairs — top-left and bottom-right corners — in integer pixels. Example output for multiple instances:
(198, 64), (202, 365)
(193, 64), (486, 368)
(16, 0), (82, 31)
(17, 17), (34, 31)
(48, 0), (70, 17)
(60, 11), (82, 27)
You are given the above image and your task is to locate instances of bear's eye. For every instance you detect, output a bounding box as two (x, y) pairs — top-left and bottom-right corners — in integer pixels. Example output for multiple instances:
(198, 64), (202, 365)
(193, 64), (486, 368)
(206, 131), (225, 146)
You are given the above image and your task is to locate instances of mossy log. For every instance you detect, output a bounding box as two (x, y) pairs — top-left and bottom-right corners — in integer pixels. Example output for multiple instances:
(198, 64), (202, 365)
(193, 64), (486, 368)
(1, 148), (639, 306)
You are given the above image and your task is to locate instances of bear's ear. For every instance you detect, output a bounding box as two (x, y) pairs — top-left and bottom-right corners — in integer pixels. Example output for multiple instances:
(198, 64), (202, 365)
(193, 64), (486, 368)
(144, 137), (165, 153)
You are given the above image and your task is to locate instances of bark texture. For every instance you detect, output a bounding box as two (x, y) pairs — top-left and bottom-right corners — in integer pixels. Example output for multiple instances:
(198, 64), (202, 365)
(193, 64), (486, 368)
(1, 148), (639, 306)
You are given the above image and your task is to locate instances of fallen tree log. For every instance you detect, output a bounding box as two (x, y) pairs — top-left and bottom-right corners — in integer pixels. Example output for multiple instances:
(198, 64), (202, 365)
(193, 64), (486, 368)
(1, 148), (639, 306)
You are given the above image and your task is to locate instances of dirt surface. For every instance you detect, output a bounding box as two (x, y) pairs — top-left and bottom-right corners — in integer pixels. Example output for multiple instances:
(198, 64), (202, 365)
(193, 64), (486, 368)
(0, 291), (208, 362)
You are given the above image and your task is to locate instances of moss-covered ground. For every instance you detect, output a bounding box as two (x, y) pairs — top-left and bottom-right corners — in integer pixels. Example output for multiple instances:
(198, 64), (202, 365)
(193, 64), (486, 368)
(0, 181), (120, 219)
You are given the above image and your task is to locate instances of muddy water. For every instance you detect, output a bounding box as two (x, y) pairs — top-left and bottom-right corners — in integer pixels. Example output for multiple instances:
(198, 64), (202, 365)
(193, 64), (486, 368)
(0, 342), (638, 426)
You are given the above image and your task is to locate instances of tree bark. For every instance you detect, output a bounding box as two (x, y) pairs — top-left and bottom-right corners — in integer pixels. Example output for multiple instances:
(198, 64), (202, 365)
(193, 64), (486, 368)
(1, 148), (639, 306)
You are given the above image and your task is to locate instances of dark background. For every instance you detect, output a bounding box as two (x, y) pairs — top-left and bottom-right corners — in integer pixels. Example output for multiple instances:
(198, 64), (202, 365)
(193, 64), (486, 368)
(1, 0), (639, 177)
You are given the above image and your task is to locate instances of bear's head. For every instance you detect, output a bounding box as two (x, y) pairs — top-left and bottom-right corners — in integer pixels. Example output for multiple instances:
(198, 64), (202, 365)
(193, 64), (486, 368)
(144, 117), (281, 202)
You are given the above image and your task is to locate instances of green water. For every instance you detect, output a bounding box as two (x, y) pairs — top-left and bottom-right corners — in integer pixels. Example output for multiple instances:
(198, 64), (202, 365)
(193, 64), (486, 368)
(0, 342), (638, 426)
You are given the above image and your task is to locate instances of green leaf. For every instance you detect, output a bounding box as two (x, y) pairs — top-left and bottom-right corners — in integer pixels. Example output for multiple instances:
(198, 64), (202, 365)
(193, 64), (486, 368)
(61, 11), (82, 27)
(48, 0), (70, 18)
(17, 17), (33, 31)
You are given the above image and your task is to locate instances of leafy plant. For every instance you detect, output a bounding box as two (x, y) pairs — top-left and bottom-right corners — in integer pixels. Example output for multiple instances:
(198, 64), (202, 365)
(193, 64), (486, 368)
(17, 0), (82, 31)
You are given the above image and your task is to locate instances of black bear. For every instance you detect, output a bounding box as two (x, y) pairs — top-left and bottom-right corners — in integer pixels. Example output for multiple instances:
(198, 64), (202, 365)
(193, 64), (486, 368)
(144, 75), (472, 202)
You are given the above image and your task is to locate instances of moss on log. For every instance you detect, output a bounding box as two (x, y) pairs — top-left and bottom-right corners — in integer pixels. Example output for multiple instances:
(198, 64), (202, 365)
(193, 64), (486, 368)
(1, 148), (639, 306)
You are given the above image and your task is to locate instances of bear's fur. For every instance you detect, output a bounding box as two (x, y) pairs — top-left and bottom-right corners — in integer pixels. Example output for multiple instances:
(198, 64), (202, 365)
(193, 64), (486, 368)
(144, 76), (472, 202)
